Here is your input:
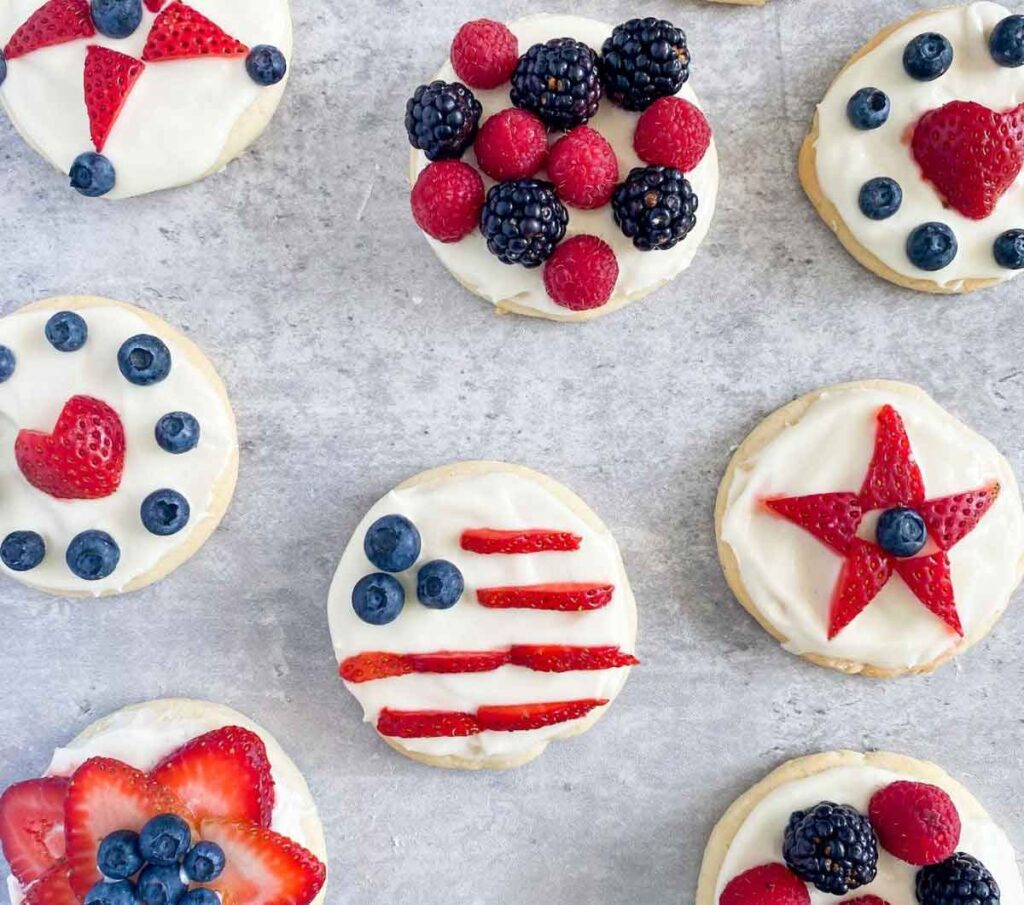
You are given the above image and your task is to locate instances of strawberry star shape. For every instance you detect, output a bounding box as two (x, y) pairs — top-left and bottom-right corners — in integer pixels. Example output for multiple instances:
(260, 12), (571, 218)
(763, 405), (1000, 639)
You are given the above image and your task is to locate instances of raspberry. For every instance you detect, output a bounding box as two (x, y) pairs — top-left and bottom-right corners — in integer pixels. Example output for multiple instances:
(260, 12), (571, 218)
(473, 109), (548, 181)
(633, 96), (711, 172)
(543, 235), (618, 311)
(410, 161), (484, 243)
(868, 781), (961, 866)
(450, 19), (518, 90)
(547, 126), (619, 209)
(720, 864), (810, 905)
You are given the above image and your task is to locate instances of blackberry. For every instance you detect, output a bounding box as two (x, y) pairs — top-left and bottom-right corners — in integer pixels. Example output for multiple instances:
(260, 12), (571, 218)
(480, 179), (568, 267)
(916, 853), (1001, 905)
(612, 166), (698, 251)
(405, 81), (481, 161)
(782, 801), (878, 896)
(510, 38), (602, 130)
(601, 18), (690, 111)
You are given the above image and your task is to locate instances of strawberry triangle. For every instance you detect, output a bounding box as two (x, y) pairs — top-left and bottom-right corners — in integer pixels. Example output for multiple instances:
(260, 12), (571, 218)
(144, 0), (167, 11)
(142, 2), (249, 62)
(3, 0), (95, 60)
(84, 46), (145, 152)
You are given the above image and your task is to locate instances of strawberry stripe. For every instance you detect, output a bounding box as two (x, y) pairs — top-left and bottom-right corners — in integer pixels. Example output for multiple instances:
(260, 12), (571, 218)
(376, 698), (607, 738)
(476, 582), (614, 610)
(460, 528), (582, 554)
(509, 645), (638, 671)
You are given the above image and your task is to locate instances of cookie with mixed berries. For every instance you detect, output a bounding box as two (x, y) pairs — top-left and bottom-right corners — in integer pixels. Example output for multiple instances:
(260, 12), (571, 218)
(698, 751), (1022, 905)
(0, 296), (238, 597)
(715, 380), (1024, 676)
(327, 460), (638, 770)
(406, 15), (719, 321)
(801, 3), (1024, 293)
(0, 698), (327, 905)
(0, 0), (291, 198)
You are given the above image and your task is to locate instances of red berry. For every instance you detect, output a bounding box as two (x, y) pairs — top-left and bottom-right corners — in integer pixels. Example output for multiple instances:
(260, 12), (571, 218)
(3, 0), (94, 61)
(461, 528), (582, 553)
(450, 19), (518, 89)
(634, 96), (711, 172)
(720, 864), (810, 905)
(411, 161), (484, 243)
(0, 777), (68, 886)
(473, 108), (548, 181)
(543, 235), (618, 311)
(843, 898), (893, 905)
(142, 2), (248, 62)
(476, 699), (607, 731)
(547, 126), (619, 209)
(476, 582), (614, 610)
(869, 780), (961, 866)
(84, 46), (146, 153)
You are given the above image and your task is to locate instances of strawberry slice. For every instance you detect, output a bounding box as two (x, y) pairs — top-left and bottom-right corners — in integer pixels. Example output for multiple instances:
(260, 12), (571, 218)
(142, 2), (248, 62)
(920, 483), (1001, 551)
(829, 539), (893, 638)
(509, 645), (639, 671)
(859, 405), (925, 510)
(0, 777), (68, 885)
(144, 0), (166, 10)
(460, 528), (582, 554)
(22, 863), (78, 905)
(763, 492), (863, 555)
(405, 650), (512, 673)
(15, 396), (125, 500)
(3, 0), (95, 60)
(151, 726), (275, 828)
(64, 757), (194, 898)
(893, 552), (963, 635)
(339, 651), (413, 682)
(84, 46), (145, 152)
(376, 709), (480, 738)
(476, 582), (614, 611)
(476, 699), (608, 731)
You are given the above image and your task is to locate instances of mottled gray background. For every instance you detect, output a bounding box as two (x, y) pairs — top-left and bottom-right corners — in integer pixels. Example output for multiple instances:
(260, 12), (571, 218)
(1, 0), (1022, 902)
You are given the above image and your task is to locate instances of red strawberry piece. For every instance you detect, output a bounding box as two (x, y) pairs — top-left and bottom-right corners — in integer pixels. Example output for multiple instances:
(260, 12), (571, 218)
(376, 709), (480, 738)
(339, 651), (413, 683)
(3, 0), (94, 60)
(547, 126), (619, 209)
(764, 493), (863, 555)
(0, 777), (68, 886)
(411, 160), (484, 243)
(829, 539), (893, 638)
(476, 582), (614, 611)
(461, 528), (582, 554)
(543, 235), (619, 311)
(841, 898), (892, 905)
(144, 0), (166, 11)
(84, 46), (145, 152)
(476, 699), (607, 731)
(920, 483), (1000, 551)
(859, 405), (925, 510)
(912, 100), (1024, 220)
(15, 396), (125, 500)
(509, 645), (638, 671)
(151, 726), (275, 827)
(892, 552), (963, 635)
(869, 780), (960, 866)
(200, 817), (326, 905)
(633, 96), (711, 172)
(142, 2), (248, 62)
(405, 650), (512, 673)
(64, 757), (194, 898)
(719, 863), (810, 905)
(22, 863), (79, 905)
(473, 108), (548, 181)
(450, 19), (518, 90)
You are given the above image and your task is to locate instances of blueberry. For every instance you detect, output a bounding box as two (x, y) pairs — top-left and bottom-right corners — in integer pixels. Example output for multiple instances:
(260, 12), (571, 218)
(858, 177), (903, 220)
(154, 412), (200, 454)
(66, 531), (120, 580)
(139, 814), (191, 866)
(0, 345), (14, 383)
(136, 864), (185, 905)
(90, 0), (142, 38)
(846, 87), (890, 129)
(0, 51), (7, 87)
(416, 560), (464, 609)
(994, 229), (1024, 268)
(70, 152), (116, 197)
(1, 531), (45, 572)
(906, 222), (957, 271)
(45, 311), (88, 352)
(118, 334), (171, 385)
(876, 507), (928, 558)
(903, 32), (953, 80)
(140, 489), (190, 536)
(180, 892), (219, 905)
(990, 14), (1024, 66)
(363, 514), (420, 572)
(352, 572), (405, 625)
(246, 44), (287, 85)
(85, 880), (139, 905)
(182, 841), (225, 883)
(97, 829), (144, 880)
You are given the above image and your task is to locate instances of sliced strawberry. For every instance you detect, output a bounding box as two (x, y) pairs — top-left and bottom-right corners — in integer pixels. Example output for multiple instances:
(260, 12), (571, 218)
(859, 405), (925, 510)
(64, 757), (193, 898)
(476, 582), (614, 611)
(144, 0), (166, 10)
(142, 2), (248, 62)
(405, 650), (512, 673)
(893, 552), (963, 635)
(3, 0), (94, 60)
(376, 709), (480, 738)
(476, 698), (607, 731)
(15, 396), (125, 500)
(509, 645), (638, 671)
(920, 483), (1000, 551)
(200, 818), (326, 905)
(0, 777), (68, 886)
(22, 863), (78, 905)
(763, 492), (863, 555)
(151, 726), (274, 827)
(339, 652), (413, 683)
(829, 539), (893, 638)
(83, 46), (145, 152)
(460, 528), (582, 554)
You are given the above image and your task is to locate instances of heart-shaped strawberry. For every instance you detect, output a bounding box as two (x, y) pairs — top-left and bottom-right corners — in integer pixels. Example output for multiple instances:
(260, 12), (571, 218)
(15, 395), (125, 500)
(912, 100), (1024, 220)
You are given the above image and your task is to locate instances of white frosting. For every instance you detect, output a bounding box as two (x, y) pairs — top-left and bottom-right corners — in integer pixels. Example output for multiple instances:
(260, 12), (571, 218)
(413, 14), (720, 318)
(814, 2), (1024, 287)
(713, 764), (1024, 905)
(0, 0), (292, 198)
(0, 302), (237, 596)
(327, 466), (635, 762)
(721, 386), (1024, 669)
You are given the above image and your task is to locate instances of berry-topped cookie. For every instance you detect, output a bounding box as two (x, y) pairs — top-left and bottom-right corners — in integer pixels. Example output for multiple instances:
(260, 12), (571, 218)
(801, 3), (1024, 292)
(697, 751), (1023, 905)
(0, 296), (238, 597)
(327, 461), (637, 769)
(0, 698), (327, 905)
(715, 380), (1024, 676)
(406, 16), (719, 321)
(0, 0), (291, 198)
